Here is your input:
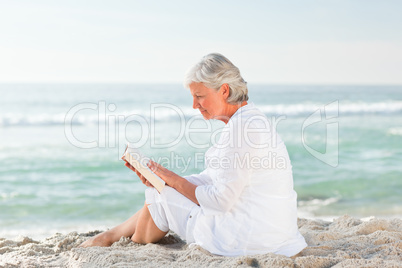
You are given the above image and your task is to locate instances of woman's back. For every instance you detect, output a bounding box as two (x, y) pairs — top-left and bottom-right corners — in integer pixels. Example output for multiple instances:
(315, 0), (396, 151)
(191, 103), (306, 256)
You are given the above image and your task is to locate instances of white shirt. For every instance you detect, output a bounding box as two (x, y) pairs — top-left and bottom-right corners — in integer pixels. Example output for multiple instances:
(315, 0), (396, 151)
(185, 103), (307, 257)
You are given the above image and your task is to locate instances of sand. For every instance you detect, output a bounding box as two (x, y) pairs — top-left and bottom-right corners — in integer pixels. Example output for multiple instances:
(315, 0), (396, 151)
(1, 215), (401, 268)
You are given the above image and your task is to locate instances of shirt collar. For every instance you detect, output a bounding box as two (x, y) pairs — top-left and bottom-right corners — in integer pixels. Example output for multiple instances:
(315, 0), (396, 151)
(229, 102), (255, 121)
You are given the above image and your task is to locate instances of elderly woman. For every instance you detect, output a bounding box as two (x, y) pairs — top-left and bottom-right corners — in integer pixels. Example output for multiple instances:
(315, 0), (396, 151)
(80, 53), (307, 257)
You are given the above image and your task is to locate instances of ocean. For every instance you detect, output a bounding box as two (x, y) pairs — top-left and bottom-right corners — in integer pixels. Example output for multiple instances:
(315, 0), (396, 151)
(1, 84), (401, 240)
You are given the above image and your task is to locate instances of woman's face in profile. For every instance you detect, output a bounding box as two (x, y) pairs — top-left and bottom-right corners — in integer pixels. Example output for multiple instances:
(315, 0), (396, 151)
(189, 82), (226, 120)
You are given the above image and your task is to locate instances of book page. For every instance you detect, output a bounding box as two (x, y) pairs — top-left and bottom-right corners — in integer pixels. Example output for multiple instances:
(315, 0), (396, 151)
(122, 143), (165, 193)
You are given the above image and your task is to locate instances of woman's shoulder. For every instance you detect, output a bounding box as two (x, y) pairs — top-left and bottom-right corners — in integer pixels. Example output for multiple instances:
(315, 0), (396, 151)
(228, 103), (271, 131)
(215, 103), (275, 150)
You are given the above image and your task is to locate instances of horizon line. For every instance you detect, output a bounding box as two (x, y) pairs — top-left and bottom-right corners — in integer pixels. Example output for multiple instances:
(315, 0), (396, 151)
(0, 82), (401, 87)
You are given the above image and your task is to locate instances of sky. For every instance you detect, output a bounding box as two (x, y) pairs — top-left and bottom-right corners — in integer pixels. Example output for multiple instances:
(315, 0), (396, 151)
(0, 0), (401, 84)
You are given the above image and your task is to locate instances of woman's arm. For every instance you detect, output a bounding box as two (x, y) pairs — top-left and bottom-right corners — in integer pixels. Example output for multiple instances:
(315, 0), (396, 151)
(147, 160), (199, 205)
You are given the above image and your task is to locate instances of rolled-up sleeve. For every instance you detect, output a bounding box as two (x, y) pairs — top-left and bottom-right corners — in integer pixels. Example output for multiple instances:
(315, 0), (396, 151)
(184, 170), (212, 186)
(195, 146), (251, 216)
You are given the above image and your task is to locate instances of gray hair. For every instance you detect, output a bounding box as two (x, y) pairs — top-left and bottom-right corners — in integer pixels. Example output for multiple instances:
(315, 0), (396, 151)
(183, 53), (248, 104)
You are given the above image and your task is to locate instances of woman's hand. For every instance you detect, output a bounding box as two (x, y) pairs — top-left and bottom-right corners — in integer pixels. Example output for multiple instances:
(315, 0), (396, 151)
(147, 160), (199, 205)
(122, 156), (153, 188)
(146, 160), (182, 188)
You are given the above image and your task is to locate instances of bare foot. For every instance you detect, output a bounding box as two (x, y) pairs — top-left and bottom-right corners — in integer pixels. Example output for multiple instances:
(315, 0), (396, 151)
(78, 232), (114, 248)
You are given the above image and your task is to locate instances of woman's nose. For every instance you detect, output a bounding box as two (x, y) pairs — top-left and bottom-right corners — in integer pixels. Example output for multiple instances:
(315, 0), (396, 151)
(192, 97), (199, 109)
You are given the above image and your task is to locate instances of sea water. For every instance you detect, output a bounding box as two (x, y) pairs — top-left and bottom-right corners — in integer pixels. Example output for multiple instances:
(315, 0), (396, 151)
(1, 84), (401, 239)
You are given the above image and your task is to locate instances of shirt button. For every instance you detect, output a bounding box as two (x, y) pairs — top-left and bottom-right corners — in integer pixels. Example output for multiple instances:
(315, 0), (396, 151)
(189, 215), (192, 218)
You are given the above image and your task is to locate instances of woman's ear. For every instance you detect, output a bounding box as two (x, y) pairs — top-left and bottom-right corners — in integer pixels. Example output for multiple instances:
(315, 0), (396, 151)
(220, 84), (230, 100)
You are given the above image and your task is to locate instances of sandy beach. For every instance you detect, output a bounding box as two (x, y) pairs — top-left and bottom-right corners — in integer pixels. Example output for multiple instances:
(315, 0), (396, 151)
(1, 215), (401, 267)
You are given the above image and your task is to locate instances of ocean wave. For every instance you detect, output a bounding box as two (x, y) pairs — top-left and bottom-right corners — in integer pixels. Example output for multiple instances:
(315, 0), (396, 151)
(298, 197), (340, 217)
(259, 101), (402, 116)
(387, 127), (402, 136)
(1, 101), (401, 127)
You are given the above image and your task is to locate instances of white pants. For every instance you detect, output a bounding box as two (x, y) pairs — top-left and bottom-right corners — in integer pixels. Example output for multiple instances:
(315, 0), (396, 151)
(145, 186), (200, 243)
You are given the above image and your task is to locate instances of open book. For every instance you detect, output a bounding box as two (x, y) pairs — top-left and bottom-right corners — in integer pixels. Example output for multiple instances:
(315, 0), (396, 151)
(122, 143), (165, 193)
